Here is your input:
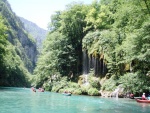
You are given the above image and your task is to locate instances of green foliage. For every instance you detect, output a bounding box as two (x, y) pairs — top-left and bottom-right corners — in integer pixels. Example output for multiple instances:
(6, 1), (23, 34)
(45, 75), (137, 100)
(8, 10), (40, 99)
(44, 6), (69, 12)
(88, 72), (100, 90)
(84, 0), (112, 31)
(0, 15), (7, 65)
(68, 82), (80, 89)
(34, 0), (150, 95)
(83, 0), (150, 78)
(48, 11), (61, 31)
(0, 41), (31, 86)
(80, 85), (91, 95)
(101, 75), (118, 91)
(46, 76), (68, 92)
(58, 2), (88, 74)
(0, 0), (37, 87)
(43, 75), (82, 95)
(51, 85), (63, 92)
(1, 0), (37, 73)
(34, 2), (89, 90)
(87, 88), (99, 96)
(119, 72), (150, 94)
(73, 88), (82, 95)
(33, 31), (75, 87)
(43, 82), (52, 91)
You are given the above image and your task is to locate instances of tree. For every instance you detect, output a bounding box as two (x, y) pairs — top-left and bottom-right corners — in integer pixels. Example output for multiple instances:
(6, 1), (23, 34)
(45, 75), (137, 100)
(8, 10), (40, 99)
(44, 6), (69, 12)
(0, 15), (8, 75)
(58, 2), (88, 75)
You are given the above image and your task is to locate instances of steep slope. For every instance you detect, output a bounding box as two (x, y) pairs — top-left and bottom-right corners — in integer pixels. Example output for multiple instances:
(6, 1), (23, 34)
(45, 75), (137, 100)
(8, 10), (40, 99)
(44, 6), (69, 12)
(0, 0), (38, 86)
(20, 17), (47, 49)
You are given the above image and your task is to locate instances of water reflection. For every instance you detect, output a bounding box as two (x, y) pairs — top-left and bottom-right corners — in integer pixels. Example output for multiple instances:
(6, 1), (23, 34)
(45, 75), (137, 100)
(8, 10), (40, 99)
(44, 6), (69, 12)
(0, 87), (150, 113)
(138, 102), (150, 108)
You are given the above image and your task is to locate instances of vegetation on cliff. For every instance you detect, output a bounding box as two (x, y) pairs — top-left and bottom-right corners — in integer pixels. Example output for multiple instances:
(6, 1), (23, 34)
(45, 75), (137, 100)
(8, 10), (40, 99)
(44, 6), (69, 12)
(0, 0), (38, 86)
(1, 0), (149, 95)
(33, 0), (150, 96)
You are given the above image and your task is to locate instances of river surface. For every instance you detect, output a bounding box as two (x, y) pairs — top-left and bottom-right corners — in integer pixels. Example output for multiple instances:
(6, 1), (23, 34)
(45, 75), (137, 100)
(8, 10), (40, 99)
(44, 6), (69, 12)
(0, 87), (150, 113)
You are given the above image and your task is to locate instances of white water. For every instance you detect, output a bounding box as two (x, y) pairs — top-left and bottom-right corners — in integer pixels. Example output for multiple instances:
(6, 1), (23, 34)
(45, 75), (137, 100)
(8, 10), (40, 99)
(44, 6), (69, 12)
(111, 88), (119, 99)
(114, 88), (119, 98)
(84, 74), (89, 85)
(83, 74), (89, 86)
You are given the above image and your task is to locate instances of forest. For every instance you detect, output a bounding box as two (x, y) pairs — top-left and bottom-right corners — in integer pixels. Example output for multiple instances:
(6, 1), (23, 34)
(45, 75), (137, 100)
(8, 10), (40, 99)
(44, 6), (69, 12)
(0, 0), (150, 96)
(33, 0), (150, 96)
(0, 0), (37, 86)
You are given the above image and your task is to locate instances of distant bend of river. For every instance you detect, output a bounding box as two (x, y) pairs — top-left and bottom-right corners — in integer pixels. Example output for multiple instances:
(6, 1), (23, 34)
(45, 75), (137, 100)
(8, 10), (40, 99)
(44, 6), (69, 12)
(0, 87), (150, 113)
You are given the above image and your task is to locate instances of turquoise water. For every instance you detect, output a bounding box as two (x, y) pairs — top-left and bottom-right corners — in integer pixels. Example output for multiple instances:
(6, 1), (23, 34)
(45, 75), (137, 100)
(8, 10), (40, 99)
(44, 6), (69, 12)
(0, 87), (150, 113)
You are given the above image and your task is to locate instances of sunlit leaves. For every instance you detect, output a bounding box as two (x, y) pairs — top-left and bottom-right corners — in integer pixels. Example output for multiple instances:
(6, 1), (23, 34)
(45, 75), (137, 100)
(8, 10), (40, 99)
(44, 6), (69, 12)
(0, 15), (8, 69)
(35, 0), (150, 92)
(0, 16), (7, 45)
(84, 0), (112, 31)
(48, 11), (61, 31)
(119, 72), (150, 93)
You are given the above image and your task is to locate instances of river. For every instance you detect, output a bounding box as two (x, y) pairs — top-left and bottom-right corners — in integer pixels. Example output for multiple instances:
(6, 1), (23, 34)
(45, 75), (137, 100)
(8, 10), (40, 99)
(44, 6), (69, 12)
(0, 87), (150, 113)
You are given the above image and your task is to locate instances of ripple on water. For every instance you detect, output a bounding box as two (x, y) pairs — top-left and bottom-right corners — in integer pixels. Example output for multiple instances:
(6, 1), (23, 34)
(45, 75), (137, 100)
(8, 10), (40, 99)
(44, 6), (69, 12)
(0, 87), (150, 113)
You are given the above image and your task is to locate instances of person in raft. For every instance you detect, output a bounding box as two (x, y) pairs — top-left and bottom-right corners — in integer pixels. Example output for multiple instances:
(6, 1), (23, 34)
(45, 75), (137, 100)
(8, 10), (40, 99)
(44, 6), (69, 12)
(142, 93), (147, 100)
(130, 93), (134, 99)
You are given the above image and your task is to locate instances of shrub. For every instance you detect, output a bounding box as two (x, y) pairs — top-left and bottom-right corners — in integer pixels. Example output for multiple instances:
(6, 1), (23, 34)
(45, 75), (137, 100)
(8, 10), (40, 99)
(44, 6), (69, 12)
(59, 89), (65, 93)
(73, 88), (82, 95)
(88, 76), (100, 90)
(87, 88), (99, 96)
(101, 75), (117, 91)
(50, 76), (68, 92)
(80, 85), (91, 95)
(68, 82), (80, 88)
(43, 83), (52, 91)
(65, 88), (75, 93)
(51, 85), (62, 92)
(119, 72), (150, 94)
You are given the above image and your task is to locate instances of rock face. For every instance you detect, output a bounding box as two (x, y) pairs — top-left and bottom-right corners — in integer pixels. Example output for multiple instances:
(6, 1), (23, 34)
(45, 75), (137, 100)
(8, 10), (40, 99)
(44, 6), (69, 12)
(100, 86), (124, 98)
(20, 17), (47, 49)
(0, 0), (38, 73)
(17, 28), (37, 72)
(82, 50), (107, 77)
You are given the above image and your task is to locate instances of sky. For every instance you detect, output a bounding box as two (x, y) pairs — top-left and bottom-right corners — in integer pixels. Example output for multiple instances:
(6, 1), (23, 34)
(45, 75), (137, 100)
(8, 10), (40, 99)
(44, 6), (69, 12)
(7, 0), (93, 30)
